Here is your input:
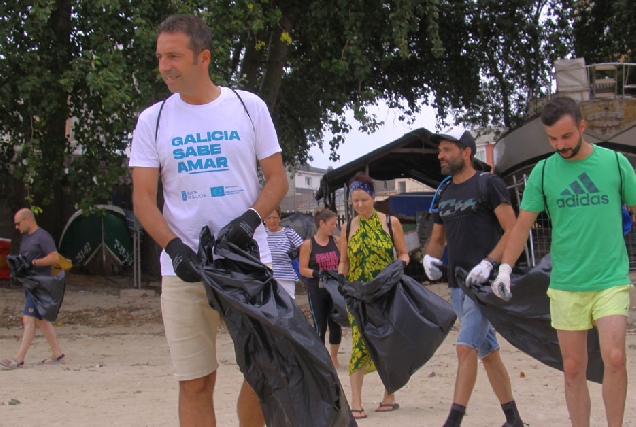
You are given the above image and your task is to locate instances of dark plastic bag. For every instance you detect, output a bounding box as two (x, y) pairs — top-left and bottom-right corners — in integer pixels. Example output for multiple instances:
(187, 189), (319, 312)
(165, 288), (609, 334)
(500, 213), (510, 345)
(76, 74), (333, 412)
(456, 254), (603, 384)
(8, 254), (66, 322)
(198, 226), (357, 427)
(341, 261), (457, 394)
(318, 270), (349, 328)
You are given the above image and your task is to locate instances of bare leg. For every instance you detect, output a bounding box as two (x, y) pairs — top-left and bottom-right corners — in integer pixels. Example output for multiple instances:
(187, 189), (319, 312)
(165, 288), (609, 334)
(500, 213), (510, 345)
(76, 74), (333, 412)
(595, 315), (627, 427)
(453, 344), (479, 405)
(350, 368), (365, 412)
(377, 389), (397, 410)
(35, 319), (63, 360)
(482, 349), (514, 404)
(179, 371), (217, 427)
(15, 315), (37, 362)
(557, 329), (591, 427)
(330, 344), (340, 368)
(238, 380), (264, 427)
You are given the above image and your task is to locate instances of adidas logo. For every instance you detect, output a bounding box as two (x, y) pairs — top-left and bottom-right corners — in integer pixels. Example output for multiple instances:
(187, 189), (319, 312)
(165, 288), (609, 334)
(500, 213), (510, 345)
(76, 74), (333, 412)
(556, 172), (609, 208)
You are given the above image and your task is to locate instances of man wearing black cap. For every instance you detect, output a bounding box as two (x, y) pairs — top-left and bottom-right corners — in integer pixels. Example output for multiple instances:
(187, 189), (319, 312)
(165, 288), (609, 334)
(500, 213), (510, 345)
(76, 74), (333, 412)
(423, 126), (523, 427)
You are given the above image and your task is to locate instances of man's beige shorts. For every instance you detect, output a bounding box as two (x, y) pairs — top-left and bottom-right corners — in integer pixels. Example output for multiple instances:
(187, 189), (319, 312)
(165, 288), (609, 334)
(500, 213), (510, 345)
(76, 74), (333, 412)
(161, 275), (220, 381)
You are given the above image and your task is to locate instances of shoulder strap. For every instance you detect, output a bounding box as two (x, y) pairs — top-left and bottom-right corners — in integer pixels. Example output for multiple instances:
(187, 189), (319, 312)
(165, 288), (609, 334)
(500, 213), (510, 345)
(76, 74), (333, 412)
(475, 171), (494, 208)
(154, 100), (167, 143)
(541, 158), (551, 218)
(386, 213), (394, 244)
(230, 88), (255, 133)
(615, 151), (624, 203)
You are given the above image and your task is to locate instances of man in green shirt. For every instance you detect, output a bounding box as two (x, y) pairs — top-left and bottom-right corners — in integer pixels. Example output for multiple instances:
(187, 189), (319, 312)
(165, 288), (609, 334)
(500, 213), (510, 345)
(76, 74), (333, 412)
(494, 96), (636, 427)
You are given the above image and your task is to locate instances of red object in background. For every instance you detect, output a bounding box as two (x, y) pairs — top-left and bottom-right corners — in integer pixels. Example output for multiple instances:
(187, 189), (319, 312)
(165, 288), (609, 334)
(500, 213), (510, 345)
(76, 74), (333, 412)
(0, 238), (11, 279)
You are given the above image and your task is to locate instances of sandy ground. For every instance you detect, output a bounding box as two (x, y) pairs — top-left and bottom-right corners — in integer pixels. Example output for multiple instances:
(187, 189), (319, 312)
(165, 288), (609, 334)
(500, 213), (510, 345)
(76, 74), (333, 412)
(1, 275), (636, 427)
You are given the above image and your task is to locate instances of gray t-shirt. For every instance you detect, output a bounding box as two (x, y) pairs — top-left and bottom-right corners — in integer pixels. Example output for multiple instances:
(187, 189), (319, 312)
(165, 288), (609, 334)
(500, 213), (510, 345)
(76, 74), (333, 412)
(19, 228), (57, 276)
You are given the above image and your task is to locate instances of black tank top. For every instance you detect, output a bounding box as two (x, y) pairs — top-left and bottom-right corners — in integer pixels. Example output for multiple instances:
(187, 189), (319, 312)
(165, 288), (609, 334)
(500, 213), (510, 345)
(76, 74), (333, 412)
(307, 235), (340, 289)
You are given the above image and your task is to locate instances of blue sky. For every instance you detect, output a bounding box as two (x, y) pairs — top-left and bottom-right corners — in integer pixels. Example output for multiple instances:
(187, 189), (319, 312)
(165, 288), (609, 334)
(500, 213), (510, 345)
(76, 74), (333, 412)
(309, 103), (439, 169)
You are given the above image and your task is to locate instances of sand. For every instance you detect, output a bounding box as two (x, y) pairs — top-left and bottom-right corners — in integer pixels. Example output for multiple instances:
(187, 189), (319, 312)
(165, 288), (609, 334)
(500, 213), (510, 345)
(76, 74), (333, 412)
(1, 277), (635, 426)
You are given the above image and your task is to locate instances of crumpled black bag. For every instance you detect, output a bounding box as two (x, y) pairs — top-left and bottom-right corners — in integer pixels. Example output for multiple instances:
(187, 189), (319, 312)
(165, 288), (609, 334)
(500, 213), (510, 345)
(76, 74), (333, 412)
(198, 226), (357, 427)
(7, 254), (66, 322)
(456, 254), (603, 384)
(341, 261), (457, 394)
(318, 270), (349, 328)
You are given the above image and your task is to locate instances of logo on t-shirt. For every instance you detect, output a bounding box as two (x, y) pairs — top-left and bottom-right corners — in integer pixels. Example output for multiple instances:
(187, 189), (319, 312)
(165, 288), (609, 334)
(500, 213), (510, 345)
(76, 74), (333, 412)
(556, 172), (609, 208)
(181, 190), (207, 202)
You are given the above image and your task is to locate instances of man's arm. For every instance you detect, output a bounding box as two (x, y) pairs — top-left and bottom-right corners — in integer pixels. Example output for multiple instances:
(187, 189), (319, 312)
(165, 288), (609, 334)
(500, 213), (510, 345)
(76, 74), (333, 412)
(500, 209), (539, 266)
(486, 202), (517, 262)
(131, 167), (176, 249)
(33, 251), (60, 267)
(252, 152), (288, 220)
(424, 223), (446, 258)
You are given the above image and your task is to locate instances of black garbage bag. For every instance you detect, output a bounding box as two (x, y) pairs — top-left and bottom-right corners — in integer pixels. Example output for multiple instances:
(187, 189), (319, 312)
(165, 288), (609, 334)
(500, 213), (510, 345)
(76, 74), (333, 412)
(341, 261), (457, 394)
(8, 254), (66, 322)
(7, 254), (32, 278)
(319, 270), (349, 328)
(199, 226), (357, 427)
(456, 254), (603, 384)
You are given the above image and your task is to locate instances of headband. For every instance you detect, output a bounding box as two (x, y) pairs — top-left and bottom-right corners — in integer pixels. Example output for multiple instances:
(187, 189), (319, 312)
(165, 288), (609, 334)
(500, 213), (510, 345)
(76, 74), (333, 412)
(349, 180), (375, 198)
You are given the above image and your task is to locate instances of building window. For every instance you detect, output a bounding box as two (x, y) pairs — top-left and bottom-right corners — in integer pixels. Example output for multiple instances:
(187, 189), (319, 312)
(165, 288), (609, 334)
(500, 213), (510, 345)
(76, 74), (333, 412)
(475, 148), (487, 163)
(398, 181), (406, 193)
(305, 177), (312, 187)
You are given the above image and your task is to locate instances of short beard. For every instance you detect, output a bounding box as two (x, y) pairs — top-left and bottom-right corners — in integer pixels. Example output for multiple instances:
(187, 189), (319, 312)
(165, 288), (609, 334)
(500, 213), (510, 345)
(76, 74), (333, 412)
(557, 134), (583, 159)
(441, 157), (466, 176)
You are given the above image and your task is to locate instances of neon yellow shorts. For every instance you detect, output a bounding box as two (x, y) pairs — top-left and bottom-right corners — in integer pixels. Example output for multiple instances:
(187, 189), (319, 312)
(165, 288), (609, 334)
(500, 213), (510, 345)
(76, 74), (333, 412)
(547, 284), (631, 331)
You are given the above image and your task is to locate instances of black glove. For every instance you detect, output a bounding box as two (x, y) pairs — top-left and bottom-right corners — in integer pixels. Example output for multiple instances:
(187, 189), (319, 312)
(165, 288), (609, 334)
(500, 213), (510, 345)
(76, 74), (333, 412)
(165, 237), (200, 282)
(287, 247), (300, 260)
(336, 273), (346, 294)
(312, 269), (320, 279)
(225, 209), (262, 248)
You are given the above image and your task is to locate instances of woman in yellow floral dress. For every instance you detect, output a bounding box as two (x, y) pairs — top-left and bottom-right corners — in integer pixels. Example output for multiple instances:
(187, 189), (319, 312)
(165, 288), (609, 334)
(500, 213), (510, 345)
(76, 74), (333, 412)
(338, 172), (410, 420)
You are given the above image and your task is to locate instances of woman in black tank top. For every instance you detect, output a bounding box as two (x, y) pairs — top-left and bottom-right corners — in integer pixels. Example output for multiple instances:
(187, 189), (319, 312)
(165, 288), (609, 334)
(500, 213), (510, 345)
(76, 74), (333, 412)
(298, 209), (342, 368)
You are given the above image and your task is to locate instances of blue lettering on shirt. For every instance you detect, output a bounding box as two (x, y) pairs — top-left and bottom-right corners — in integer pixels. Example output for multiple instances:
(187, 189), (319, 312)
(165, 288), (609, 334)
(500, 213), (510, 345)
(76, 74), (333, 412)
(172, 131), (240, 146)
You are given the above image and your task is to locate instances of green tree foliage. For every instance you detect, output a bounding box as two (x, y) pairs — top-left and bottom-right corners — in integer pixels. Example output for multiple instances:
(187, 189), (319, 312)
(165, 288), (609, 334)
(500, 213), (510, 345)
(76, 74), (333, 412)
(573, 0), (635, 64)
(0, 0), (575, 233)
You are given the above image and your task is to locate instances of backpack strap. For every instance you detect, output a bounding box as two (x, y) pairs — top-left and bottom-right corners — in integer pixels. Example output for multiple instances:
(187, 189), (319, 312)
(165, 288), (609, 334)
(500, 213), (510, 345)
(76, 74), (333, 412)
(154, 88), (255, 143)
(386, 213), (394, 244)
(539, 158), (550, 219)
(345, 217), (352, 242)
(154, 100), (167, 143)
(615, 151), (624, 203)
(230, 88), (256, 133)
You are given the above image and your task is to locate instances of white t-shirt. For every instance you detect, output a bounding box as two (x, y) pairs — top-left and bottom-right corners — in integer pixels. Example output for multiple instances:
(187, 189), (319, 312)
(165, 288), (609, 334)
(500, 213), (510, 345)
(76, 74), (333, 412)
(129, 87), (281, 276)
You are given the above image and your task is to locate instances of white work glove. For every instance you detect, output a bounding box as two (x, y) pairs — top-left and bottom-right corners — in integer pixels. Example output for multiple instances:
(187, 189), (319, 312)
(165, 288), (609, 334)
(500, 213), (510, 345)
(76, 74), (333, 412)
(466, 259), (493, 286)
(423, 254), (443, 281)
(492, 263), (512, 301)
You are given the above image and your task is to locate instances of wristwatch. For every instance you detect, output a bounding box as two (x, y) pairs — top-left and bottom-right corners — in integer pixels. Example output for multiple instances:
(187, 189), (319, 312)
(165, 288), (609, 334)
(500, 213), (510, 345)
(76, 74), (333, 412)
(485, 256), (499, 269)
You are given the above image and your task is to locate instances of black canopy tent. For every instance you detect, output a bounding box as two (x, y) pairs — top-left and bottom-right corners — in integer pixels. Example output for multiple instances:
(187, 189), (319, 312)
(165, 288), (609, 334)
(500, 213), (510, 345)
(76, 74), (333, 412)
(315, 128), (492, 213)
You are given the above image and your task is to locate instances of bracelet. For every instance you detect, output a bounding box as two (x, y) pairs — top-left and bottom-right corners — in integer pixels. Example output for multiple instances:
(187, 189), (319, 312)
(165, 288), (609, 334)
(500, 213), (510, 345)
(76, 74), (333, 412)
(485, 256), (499, 269)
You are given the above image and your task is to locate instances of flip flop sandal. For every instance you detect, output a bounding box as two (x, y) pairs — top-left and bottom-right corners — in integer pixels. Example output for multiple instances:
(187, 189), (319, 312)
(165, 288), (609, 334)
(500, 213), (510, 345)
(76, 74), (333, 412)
(0, 358), (24, 370)
(351, 409), (367, 419)
(375, 403), (400, 412)
(39, 354), (66, 365)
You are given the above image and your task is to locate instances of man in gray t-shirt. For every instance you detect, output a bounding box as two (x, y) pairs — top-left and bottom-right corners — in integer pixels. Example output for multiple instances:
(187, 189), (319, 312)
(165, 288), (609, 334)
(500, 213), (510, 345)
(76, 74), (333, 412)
(0, 208), (66, 370)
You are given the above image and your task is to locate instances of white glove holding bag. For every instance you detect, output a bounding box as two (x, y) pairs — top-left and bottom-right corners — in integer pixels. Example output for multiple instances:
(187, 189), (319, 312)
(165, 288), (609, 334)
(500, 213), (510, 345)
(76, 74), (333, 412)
(423, 254), (444, 281)
(466, 259), (493, 286)
(492, 263), (513, 301)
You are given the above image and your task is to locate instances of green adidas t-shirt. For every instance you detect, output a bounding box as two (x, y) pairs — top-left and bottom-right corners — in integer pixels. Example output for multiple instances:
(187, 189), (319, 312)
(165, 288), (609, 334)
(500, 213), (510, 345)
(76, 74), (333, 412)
(521, 145), (636, 291)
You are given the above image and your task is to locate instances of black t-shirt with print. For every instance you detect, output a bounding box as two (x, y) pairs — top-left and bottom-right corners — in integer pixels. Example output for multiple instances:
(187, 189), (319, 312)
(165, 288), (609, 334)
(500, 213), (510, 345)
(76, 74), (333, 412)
(433, 173), (511, 288)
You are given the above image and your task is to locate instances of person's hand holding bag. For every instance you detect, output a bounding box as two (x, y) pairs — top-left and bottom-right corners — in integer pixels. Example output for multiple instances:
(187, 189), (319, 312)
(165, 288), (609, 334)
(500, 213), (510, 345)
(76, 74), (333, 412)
(165, 237), (200, 282)
(225, 208), (262, 248)
(423, 254), (444, 281)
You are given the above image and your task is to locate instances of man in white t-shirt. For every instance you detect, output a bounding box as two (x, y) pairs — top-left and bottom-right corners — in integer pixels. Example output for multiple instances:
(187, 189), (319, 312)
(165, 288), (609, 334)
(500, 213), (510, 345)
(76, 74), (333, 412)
(129, 14), (288, 427)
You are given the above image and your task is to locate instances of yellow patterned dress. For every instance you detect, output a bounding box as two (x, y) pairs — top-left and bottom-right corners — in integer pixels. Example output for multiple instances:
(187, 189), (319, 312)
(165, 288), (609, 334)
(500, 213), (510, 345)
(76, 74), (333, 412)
(347, 210), (395, 375)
